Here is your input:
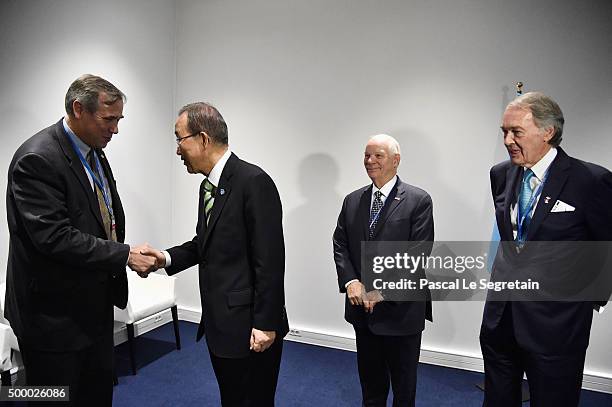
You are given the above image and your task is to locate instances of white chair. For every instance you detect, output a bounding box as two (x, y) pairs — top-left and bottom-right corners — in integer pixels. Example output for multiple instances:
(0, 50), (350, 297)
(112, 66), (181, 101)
(0, 282), (19, 385)
(114, 271), (180, 375)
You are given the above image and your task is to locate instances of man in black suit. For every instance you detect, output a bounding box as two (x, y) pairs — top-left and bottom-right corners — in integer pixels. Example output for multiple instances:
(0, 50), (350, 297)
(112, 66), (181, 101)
(481, 92), (612, 407)
(333, 134), (434, 407)
(142, 102), (288, 406)
(5, 74), (155, 405)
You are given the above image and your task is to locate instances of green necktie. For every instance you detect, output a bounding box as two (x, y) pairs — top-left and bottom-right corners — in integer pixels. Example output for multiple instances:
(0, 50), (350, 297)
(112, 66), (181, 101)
(203, 178), (216, 224)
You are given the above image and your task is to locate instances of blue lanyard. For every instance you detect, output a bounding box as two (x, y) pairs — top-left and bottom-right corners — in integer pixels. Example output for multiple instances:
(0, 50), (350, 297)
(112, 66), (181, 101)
(66, 136), (114, 223)
(516, 169), (549, 243)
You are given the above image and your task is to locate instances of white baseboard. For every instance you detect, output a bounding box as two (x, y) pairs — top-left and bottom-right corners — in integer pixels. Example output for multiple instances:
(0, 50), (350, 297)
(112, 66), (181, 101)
(174, 307), (612, 394)
(177, 306), (201, 324)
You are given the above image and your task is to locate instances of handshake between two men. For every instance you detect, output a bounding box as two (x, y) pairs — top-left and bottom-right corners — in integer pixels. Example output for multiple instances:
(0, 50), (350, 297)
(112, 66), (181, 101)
(127, 244), (166, 277)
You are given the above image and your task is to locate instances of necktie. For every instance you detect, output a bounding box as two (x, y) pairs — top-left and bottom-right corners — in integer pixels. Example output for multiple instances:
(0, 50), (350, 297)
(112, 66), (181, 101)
(517, 168), (535, 243)
(369, 190), (383, 239)
(88, 150), (117, 241)
(203, 178), (216, 224)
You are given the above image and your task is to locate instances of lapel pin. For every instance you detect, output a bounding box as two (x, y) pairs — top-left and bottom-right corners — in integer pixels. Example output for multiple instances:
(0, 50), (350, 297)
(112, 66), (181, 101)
(544, 196), (551, 204)
(394, 197), (401, 201)
(219, 188), (225, 196)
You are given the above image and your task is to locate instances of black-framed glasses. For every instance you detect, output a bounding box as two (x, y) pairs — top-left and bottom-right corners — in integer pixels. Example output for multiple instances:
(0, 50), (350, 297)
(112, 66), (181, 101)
(175, 132), (201, 145)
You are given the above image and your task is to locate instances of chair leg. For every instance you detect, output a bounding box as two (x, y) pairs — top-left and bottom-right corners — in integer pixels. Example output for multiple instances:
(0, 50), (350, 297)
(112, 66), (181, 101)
(1, 370), (11, 386)
(171, 305), (181, 350)
(126, 323), (137, 375)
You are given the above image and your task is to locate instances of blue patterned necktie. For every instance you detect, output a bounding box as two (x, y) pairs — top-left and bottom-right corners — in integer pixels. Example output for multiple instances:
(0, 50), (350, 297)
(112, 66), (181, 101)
(369, 190), (383, 239)
(203, 178), (216, 224)
(517, 168), (535, 242)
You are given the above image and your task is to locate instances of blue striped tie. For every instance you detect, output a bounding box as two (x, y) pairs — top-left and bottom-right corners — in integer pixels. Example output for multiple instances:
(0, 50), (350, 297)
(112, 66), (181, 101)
(517, 169), (535, 242)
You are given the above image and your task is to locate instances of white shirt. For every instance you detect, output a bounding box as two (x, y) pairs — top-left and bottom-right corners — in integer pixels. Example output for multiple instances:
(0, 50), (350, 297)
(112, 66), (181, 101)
(206, 148), (232, 188)
(162, 149), (232, 267)
(370, 175), (397, 209)
(510, 147), (557, 239)
(63, 118), (104, 192)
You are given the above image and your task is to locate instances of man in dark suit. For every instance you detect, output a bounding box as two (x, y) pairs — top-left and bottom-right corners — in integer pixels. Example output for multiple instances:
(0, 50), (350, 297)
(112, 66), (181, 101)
(480, 92), (612, 407)
(333, 134), (434, 407)
(5, 74), (155, 405)
(142, 102), (288, 406)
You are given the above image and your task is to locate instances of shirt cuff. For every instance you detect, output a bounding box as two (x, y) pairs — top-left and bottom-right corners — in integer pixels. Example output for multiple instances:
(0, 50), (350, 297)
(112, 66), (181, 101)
(162, 250), (171, 268)
(345, 279), (359, 289)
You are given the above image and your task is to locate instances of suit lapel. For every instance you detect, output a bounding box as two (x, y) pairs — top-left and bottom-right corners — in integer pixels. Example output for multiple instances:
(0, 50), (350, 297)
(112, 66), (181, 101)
(358, 185), (372, 241)
(527, 149), (570, 240)
(55, 121), (106, 231)
(97, 149), (125, 241)
(502, 165), (521, 241)
(200, 153), (236, 250)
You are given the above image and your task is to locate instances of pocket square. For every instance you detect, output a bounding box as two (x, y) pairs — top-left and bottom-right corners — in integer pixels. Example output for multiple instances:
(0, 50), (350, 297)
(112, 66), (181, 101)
(550, 199), (575, 213)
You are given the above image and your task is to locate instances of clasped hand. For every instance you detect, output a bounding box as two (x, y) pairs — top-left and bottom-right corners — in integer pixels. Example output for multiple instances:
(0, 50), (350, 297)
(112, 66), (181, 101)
(250, 328), (276, 352)
(127, 243), (166, 277)
(347, 281), (384, 313)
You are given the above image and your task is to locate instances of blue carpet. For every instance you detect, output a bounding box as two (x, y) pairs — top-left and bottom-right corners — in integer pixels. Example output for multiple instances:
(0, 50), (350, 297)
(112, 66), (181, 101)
(113, 322), (612, 406)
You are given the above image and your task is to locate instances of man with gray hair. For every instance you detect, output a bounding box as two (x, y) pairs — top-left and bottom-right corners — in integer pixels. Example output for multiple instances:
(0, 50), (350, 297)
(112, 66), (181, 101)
(480, 92), (612, 406)
(333, 134), (434, 406)
(141, 102), (289, 406)
(5, 74), (155, 404)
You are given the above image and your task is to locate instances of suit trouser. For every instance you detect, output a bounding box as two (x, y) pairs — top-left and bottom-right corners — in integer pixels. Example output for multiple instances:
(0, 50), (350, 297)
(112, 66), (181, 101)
(354, 326), (422, 407)
(208, 337), (283, 407)
(480, 304), (587, 407)
(18, 335), (114, 407)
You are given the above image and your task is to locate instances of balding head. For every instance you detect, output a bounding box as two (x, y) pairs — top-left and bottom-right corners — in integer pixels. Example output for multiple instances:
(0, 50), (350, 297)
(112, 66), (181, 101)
(364, 134), (401, 188)
(368, 134), (401, 155)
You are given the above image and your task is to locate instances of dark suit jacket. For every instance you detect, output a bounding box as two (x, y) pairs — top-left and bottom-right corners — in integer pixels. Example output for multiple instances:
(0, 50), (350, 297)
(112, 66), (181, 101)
(166, 153), (289, 358)
(333, 177), (434, 336)
(483, 147), (612, 354)
(5, 119), (129, 352)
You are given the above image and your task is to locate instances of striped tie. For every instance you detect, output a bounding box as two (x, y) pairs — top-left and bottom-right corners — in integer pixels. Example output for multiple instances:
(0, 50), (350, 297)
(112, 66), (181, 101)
(517, 168), (535, 243)
(203, 178), (216, 224)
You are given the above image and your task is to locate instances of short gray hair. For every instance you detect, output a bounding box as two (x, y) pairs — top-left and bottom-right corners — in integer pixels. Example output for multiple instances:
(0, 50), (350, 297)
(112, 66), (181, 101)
(65, 74), (125, 116)
(178, 102), (228, 145)
(369, 134), (401, 155)
(507, 91), (564, 147)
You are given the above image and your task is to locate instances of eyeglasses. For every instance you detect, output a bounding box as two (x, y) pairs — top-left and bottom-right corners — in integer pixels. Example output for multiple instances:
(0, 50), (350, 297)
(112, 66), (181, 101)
(175, 132), (201, 145)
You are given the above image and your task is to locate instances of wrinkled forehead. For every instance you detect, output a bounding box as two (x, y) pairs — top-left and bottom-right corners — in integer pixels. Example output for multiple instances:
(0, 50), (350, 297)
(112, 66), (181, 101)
(504, 105), (531, 118)
(365, 139), (392, 154)
(175, 112), (189, 132)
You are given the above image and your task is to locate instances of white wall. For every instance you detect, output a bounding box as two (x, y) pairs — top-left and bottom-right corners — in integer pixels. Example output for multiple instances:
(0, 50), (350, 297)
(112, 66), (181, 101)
(2, 0), (611, 383)
(0, 0), (177, 275)
(172, 0), (612, 376)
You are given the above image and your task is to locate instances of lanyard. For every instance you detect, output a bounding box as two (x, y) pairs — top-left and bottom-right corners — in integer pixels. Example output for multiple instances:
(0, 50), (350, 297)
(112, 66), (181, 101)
(516, 169), (549, 243)
(66, 136), (114, 223)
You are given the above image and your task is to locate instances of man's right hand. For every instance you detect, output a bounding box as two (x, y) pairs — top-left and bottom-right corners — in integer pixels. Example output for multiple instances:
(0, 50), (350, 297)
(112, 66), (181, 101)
(137, 246), (166, 277)
(347, 281), (367, 306)
(127, 243), (164, 276)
